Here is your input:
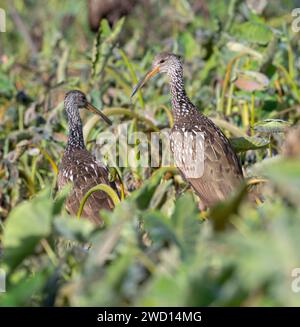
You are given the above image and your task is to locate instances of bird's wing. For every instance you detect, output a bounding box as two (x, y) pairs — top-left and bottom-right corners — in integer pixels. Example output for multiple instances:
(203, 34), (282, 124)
(58, 149), (117, 225)
(171, 116), (243, 207)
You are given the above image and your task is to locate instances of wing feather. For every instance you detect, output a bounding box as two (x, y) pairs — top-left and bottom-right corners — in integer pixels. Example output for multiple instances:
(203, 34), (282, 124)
(171, 113), (243, 207)
(58, 149), (118, 225)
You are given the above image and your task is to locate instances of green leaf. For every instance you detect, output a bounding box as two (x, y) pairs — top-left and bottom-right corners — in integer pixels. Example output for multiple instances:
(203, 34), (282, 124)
(0, 272), (48, 306)
(131, 168), (174, 210)
(53, 216), (94, 243)
(171, 193), (200, 259)
(52, 184), (71, 216)
(210, 183), (248, 231)
(179, 32), (200, 60)
(260, 159), (300, 204)
(230, 136), (270, 152)
(254, 119), (291, 133)
(143, 210), (179, 246)
(235, 21), (273, 45)
(3, 189), (54, 272)
(138, 273), (186, 306)
(91, 17), (125, 82)
(143, 193), (200, 260)
(0, 72), (15, 98)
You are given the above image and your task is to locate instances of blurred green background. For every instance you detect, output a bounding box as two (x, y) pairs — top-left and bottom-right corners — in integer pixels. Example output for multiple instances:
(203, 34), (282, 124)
(0, 0), (300, 306)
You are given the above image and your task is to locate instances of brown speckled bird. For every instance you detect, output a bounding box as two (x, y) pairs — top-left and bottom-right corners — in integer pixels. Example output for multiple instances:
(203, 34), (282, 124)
(58, 90), (117, 225)
(132, 53), (243, 209)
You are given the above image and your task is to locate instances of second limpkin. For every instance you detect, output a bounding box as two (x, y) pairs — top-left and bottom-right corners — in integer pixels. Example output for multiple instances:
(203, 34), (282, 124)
(132, 53), (243, 208)
(58, 90), (117, 225)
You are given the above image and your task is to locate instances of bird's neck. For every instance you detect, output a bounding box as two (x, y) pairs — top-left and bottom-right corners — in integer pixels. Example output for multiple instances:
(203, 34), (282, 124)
(66, 107), (85, 152)
(168, 68), (197, 122)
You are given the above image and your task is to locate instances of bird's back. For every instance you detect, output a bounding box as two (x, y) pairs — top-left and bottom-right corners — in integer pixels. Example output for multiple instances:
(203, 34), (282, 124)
(171, 111), (243, 208)
(58, 148), (117, 225)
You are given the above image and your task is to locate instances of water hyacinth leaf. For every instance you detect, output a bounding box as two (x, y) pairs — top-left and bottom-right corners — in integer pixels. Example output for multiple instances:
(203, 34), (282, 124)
(138, 273), (186, 306)
(143, 211), (179, 246)
(260, 159), (300, 204)
(254, 119), (291, 133)
(235, 21), (273, 45)
(144, 193), (200, 259)
(180, 32), (200, 59)
(0, 272), (48, 306)
(230, 136), (270, 153)
(52, 184), (72, 216)
(171, 193), (200, 259)
(0, 71), (15, 98)
(53, 216), (95, 243)
(69, 252), (134, 306)
(209, 183), (248, 231)
(131, 168), (176, 210)
(262, 160), (300, 190)
(234, 71), (269, 92)
(3, 189), (53, 271)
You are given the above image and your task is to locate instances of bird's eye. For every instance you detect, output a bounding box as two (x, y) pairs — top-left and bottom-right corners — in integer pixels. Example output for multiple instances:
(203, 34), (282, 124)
(159, 59), (166, 64)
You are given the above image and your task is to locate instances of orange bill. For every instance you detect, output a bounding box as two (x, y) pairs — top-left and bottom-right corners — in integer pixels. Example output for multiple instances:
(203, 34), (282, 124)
(131, 66), (160, 98)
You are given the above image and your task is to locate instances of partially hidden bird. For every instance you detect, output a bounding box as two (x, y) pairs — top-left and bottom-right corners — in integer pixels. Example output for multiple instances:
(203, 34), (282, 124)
(131, 53), (243, 209)
(58, 90), (117, 225)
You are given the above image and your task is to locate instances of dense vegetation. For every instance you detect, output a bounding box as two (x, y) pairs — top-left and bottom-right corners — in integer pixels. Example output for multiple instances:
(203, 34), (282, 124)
(0, 0), (300, 306)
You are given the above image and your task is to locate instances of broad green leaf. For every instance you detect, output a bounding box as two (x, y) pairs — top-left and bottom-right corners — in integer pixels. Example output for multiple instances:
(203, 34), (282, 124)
(144, 193), (200, 260)
(52, 184), (71, 216)
(131, 168), (175, 210)
(70, 252), (134, 306)
(230, 136), (269, 152)
(0, 72), (14, 98)
(210, 183), (248, 231)
(260, 159), (300, 204)
(180, 32), (200, 60)
(138, 273), (186, 306)
(53, 216), (94, 243)
(143, 210), (179, 246)
(171, 193), (200, 259)
(235, 21), (273, 45)
(3, 189), (53, 271)
(254, 119), (291, 133)
(0, 272), (48, 306)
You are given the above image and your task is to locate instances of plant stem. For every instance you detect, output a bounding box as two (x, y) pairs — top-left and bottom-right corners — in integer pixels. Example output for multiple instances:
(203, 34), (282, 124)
(77, 184), (121, 219)
(18, 105), (24, 130)
(250, 93), (255, 136)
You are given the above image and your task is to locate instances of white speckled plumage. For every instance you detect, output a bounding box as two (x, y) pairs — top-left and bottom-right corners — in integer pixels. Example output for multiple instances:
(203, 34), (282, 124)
(137, 53), (244, 208)
(57, 90), (117, 225)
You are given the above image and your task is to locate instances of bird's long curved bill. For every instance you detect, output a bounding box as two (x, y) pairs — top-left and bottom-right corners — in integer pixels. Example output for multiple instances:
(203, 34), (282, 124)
(131, 66), (160, 98)
(85, 102), (112, 125)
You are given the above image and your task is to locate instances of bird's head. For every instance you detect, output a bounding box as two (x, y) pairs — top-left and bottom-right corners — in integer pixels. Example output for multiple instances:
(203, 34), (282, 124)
(64, 90), (112, 125)
(131, 52), (183, 98)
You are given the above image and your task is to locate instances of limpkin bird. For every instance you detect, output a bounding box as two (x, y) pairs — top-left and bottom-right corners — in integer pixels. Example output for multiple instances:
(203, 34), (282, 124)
(131, 53), (243, 209)
(58, 90), (117, 225)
